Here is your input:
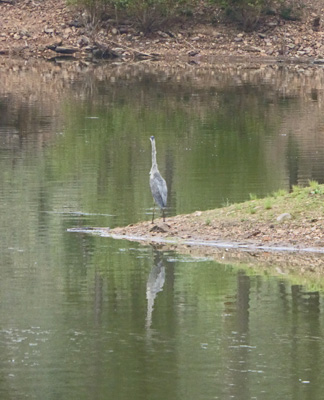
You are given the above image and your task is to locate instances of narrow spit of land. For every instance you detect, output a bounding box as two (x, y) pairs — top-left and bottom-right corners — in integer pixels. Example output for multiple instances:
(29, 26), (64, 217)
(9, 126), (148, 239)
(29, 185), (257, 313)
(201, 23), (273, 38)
(110, 183), (324, 252)
(69, 183), (324, 279)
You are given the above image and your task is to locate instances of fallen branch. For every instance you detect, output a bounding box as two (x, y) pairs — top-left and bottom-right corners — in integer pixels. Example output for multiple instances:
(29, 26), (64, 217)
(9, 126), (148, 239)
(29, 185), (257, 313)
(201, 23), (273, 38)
(106, 38), (160, 60)
(92, 41), (121, 59)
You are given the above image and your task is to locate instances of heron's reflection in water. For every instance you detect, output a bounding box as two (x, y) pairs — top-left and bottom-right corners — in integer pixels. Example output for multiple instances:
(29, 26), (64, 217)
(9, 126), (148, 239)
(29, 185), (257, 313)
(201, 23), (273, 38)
(146, 250), (165, 331)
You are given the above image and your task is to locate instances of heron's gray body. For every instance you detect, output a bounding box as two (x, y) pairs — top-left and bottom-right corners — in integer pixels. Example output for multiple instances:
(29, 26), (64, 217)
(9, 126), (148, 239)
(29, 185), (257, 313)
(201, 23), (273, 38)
(150, 170), (167, 209)
(149, 136), (167, 222)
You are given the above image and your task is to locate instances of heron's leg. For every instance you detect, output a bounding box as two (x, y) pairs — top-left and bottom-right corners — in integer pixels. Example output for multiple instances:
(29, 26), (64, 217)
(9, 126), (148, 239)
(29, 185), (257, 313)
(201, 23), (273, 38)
(162, 208), (165, 222)
(152, 204), (155, 224)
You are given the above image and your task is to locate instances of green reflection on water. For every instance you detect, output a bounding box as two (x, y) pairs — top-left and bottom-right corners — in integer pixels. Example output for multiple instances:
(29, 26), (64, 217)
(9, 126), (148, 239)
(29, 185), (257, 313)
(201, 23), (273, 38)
(1, 63), (324, 400)
(2, 240), (324, 400)
(52, 79), (286, 224)
(3, 63), (324, 228)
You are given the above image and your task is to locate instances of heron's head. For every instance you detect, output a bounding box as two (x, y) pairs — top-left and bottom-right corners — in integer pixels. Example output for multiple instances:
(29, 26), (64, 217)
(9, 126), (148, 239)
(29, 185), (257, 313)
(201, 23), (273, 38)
(150, 136), (155, 142)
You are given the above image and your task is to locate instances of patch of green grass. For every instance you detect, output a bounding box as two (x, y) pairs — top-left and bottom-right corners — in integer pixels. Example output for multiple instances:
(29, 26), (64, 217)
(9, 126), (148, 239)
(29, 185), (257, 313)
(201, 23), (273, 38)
(291, 184), (305, 196)
(222, 198), (231, 207)
(264, 198), (273, 210)
(309, 180), (323, 195)
(194, 183), (324, 226)
(272, 188), (288, 198)
(249, 207), (257, 214)
(309, 180), (319, 189)
(249, 193), (258, 200)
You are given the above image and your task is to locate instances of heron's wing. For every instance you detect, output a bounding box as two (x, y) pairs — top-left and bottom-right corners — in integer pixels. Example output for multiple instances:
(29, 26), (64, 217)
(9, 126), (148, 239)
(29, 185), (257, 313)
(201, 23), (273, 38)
(150, 172), (167, 208)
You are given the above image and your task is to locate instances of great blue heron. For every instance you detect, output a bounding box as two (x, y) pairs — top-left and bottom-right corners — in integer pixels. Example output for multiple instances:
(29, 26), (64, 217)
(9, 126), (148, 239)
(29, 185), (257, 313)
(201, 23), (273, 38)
(149, 136), (167, 223)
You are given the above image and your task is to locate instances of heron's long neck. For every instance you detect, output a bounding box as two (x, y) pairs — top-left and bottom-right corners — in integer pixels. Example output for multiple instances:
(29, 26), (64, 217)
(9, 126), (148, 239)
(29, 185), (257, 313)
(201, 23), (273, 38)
(151, 141), (158, 171)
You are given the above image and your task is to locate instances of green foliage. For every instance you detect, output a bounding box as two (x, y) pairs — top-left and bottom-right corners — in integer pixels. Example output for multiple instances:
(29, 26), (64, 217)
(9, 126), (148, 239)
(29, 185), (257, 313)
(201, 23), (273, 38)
(70, 0), (305, 33)
(67, 0), (113, 27)
(210, 0), (304, 31)
(211, 0), (267, 30)
(278, 0), (304, 21)
(71, 0), (196, 33)
(127, 0), (195, 33)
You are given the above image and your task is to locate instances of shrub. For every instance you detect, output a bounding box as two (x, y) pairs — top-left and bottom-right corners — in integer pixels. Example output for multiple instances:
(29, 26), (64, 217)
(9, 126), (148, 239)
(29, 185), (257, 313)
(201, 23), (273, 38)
(125, 0), (186, 33)
(278, 0), (304, 21)
(211, 0), (305, 31)
(71, 0), (305, 34)
(71, 0), (196, 33)
(211, 0), (267, 30)
(68, 0), (113, 28)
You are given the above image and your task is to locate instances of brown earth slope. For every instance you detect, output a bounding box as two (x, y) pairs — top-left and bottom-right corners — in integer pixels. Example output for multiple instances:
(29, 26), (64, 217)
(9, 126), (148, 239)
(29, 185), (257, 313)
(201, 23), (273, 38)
(1, 0), (324, 61)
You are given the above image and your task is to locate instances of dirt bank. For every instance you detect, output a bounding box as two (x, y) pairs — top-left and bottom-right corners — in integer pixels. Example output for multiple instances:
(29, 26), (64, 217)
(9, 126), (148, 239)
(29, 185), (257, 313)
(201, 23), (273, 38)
(1, 0), (324, 62)
(107, 183), (324, 252)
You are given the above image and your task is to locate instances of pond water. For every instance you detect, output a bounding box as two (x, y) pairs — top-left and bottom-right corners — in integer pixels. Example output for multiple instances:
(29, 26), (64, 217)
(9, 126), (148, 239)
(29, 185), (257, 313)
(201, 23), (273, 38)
(1, 60), (324, 399)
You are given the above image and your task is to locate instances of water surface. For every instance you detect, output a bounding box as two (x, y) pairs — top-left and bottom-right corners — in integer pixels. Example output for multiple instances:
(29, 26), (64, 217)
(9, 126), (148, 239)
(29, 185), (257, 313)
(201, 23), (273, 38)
(1, 60), (324, 399)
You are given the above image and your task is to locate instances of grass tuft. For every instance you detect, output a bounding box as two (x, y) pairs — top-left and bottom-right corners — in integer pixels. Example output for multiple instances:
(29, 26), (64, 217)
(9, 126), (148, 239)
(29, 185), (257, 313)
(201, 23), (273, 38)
(249, 193), (258, 200)
(308, 180), (323, 195)
(272, 188), (288, 198)
(264, 198), (273, 210)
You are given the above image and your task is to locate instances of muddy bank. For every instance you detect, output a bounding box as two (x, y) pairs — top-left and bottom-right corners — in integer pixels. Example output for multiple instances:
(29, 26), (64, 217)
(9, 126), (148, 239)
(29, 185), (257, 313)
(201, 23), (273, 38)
(1, 0), (324, 62)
